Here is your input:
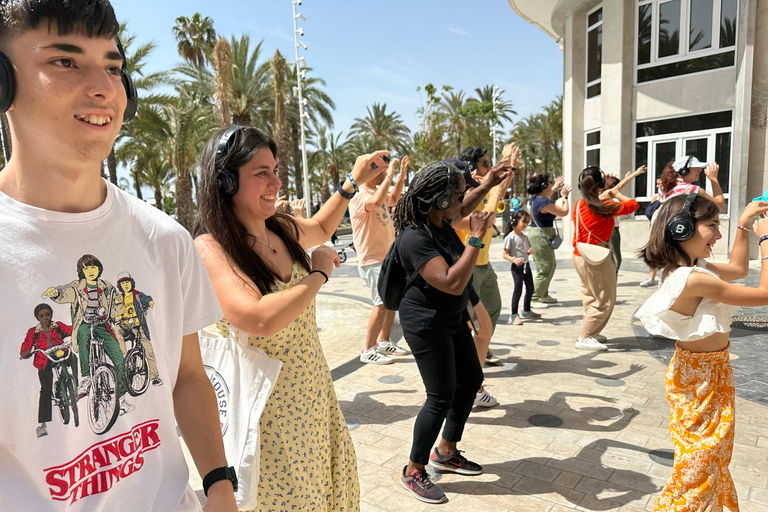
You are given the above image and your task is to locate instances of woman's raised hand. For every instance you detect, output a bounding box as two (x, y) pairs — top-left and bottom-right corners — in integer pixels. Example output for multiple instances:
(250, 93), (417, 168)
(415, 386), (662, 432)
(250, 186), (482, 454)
(311, 245), (340, 277)
(705, 162), (720, 182)
(469, 210), (493, 238)
(350, 150), (390, 186)
(754, 213), (768, 239)
(740, 201), (768, 232)
(560, 184), (572, 198)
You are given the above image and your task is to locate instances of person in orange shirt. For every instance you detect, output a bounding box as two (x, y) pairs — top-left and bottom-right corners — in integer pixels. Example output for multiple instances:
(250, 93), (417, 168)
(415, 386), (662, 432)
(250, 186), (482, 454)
(349, 156), (408, 364)
(571, 167), (638, 351)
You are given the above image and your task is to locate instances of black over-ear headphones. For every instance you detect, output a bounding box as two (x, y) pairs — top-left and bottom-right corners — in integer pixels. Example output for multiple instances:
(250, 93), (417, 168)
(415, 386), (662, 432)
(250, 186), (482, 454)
(215, 125), (246, 198)
(0, 38), (138, 123)
(666, 193), (698, 242)
(677, 156), (693, 177)
(433, 166), (456, 211)
(577, 166), (605, 191)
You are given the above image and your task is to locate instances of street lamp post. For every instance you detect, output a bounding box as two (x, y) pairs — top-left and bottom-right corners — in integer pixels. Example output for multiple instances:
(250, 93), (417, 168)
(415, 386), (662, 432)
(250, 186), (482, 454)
(292, 0), (312, 218)
(491, 85), (501, 162)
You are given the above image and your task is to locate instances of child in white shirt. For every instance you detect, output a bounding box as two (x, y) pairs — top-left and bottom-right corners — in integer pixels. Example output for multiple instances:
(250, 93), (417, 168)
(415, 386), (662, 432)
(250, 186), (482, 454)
(502, 211), (540, 325)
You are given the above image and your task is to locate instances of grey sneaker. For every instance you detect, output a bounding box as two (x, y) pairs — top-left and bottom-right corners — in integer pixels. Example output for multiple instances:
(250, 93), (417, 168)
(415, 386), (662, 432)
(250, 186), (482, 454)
(540, 296), (558, 304)
(519, 310), (541, 319)
(429, 448), (483, 475)
(77, 376), (91, 399)
(36, 424), (48, 438)
(400, 466), (447, 504)
(119, 397), (135, 416)
(576, 337), (608, 351)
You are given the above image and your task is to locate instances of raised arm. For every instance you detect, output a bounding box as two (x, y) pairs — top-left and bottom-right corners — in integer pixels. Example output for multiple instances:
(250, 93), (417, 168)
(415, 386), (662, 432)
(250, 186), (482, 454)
(539, 185), (571, 217)
(195, 235), (338, 337)
(598, 165), (646, 201)
(704, 162), (725, 210)
(707, 201), (768, 281)
(294, 150), (389, 248)
(389, 155), (408, 204)
(365, 158), (398, 211)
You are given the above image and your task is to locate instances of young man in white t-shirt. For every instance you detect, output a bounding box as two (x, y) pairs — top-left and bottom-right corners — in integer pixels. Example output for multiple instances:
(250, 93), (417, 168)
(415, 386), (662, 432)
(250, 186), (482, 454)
(0, 1), (237, 510)
(349, 156), (408, 364)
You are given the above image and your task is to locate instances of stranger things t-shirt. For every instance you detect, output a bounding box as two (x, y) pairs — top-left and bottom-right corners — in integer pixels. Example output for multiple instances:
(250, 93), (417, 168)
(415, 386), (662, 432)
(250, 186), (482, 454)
(0, 181), (223, 512)
(397, 220), (478, 331)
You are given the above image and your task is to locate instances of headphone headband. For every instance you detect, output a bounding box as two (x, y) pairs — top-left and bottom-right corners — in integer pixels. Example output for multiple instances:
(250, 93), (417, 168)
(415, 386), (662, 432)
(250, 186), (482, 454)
(214, 125), (247, 198)
(677, 155), (694, 177)
(577, 166), (605, 191)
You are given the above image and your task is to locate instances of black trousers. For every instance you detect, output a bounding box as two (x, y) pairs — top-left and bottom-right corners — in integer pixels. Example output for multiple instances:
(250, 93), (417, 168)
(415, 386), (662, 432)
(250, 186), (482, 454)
(403, 321), (484, 465)
(510, 262), (534, 315)
(37, 355), (78, 424)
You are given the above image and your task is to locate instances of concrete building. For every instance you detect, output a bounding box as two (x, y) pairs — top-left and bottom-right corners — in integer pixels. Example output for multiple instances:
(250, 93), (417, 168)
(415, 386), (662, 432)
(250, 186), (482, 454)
(509, 0), (767, 257)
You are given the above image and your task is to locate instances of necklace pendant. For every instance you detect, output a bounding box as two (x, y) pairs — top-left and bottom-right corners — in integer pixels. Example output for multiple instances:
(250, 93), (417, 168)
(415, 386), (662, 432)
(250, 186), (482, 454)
(270, 246), (278, 255)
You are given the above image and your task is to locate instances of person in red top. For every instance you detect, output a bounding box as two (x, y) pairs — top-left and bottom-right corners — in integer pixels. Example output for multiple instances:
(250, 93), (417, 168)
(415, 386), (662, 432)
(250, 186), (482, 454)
(20, 304), (77, 438)
(572, 167), (639, 351)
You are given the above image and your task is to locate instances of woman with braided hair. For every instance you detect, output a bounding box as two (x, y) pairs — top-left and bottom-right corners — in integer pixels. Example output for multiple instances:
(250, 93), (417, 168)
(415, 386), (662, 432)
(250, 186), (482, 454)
(392, 161), (508, 503)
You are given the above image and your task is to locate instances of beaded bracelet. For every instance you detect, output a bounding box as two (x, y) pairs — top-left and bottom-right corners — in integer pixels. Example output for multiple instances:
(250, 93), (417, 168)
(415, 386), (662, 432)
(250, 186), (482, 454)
(737, 224), (750, 232)
(760, 235), (768, 246)
(347, 173), (359, 193)
(762, 255), (768, 261)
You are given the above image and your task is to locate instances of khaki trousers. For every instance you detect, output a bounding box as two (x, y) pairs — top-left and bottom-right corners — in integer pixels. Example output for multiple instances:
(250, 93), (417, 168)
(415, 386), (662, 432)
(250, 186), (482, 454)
(572, 253), (616, 339)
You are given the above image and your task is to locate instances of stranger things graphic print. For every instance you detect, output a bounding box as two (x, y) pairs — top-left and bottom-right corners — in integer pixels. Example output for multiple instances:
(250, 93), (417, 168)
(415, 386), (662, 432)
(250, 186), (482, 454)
(22, 254), (162, 437)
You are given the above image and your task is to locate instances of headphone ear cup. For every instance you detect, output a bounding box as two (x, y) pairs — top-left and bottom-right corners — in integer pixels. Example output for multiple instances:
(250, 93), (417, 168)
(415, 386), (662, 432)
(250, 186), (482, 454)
(666, 215), (695, 241)
(216, 170), (239, 198)
(433, 193), (452, 211)
(0, 52), (16, 113)
(121, 69), (138, 123)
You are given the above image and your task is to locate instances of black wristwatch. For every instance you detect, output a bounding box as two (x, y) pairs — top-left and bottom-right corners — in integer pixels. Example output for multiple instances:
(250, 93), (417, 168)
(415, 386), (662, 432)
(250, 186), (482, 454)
(203, 466), (238, 496)
(336, 184), (355, 200)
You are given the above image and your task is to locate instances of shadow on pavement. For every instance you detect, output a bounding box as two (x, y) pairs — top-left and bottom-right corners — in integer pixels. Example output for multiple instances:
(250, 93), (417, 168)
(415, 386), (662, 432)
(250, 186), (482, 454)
(439, 439), (662, 511)
(484, 352), (646, 381)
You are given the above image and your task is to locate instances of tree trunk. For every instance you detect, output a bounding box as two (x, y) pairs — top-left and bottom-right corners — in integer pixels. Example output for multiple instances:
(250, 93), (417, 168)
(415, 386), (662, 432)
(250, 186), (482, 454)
(107, 147), (118, 185)
(0, 112), (12, 163)
(192, 173), (200, 207)
(276, 130), (291, 200)
(154, 185), (164, 212)
(455, 133), (461, 158)
(290, 121), (303, 199)
(131, 164), (143, 200)
(175, 169), (195, 232)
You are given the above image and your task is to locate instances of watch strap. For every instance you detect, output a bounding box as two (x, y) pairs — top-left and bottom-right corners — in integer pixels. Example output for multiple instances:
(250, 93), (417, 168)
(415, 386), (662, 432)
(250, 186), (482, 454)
(336, 184), (355, 200)
(468, 236), (485, 249)
(203, 466), (238, 496)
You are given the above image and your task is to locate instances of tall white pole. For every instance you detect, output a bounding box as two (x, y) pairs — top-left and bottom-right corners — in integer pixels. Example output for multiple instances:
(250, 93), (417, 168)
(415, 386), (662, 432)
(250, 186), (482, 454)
(292, 1), (312, 218)
(492, 85), (499, 162)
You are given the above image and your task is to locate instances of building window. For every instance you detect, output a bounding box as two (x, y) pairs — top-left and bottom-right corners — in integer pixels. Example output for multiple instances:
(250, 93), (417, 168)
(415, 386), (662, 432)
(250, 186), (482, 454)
(586, 6), (602, 99)
(634, 110), (732, 213)
(585, 130), (601, 168)
(636, 0), (737, 83)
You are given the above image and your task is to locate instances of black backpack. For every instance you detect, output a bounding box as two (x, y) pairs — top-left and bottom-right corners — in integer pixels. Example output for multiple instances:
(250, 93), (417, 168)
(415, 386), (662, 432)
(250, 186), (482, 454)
(377, 235), (419, 311)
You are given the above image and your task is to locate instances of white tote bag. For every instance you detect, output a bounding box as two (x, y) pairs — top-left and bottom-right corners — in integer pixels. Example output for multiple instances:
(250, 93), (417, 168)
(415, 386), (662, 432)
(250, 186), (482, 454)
(199, 326), (282, 509)
(574, 200), (612, 266)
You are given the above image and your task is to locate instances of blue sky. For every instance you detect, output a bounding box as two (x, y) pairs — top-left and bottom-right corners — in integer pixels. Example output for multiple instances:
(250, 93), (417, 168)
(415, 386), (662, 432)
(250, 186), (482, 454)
(113, 0), (563, 139)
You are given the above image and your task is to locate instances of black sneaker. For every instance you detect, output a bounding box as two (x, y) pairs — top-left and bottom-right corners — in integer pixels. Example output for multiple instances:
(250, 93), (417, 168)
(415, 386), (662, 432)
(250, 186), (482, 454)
(400, 466), (447, 504)
(429, 448), (483, 475)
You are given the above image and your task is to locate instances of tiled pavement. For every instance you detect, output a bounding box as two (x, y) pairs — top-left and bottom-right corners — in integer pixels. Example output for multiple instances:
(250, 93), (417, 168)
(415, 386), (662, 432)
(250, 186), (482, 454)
(185, 234), (768, 511)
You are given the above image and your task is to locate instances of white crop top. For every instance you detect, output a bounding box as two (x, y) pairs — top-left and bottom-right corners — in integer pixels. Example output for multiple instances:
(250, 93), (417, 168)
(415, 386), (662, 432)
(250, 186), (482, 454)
(635, 260), (735, 341)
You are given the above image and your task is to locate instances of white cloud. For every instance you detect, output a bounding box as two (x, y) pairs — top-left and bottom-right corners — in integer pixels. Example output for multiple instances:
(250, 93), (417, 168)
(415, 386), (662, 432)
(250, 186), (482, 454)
(448, 27), (471, 37)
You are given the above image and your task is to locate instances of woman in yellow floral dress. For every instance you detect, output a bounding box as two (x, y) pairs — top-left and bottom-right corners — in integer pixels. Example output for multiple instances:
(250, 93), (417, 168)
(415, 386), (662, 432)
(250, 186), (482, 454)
(636, 193), (768, 511)
(193, 125), (389, 511)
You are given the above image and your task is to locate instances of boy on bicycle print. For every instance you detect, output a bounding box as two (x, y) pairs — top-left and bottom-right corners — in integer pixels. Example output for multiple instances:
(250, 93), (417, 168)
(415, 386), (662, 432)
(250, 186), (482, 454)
(20, 304), (77, 438)
(43, 254), (133, 414)
(114, 272), (162, 386)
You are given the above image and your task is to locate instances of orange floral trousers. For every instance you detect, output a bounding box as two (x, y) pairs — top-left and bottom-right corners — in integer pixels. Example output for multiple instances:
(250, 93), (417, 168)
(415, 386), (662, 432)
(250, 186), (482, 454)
(656, 344), (738, 512)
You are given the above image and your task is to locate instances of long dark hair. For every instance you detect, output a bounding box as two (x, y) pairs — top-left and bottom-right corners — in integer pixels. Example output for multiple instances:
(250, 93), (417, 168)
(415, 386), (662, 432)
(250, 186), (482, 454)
(392, 161), (463, 231)
(639, 194), (720, 271)
(578, 166), (622, 218)
(527, 173), (550, 195)
(193, 126), (311, 295)
(504, 209), (530, 238)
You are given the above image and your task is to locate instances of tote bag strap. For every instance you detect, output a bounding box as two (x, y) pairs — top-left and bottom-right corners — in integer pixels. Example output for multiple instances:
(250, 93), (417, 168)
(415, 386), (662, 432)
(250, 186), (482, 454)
(575, 199), (607, 245)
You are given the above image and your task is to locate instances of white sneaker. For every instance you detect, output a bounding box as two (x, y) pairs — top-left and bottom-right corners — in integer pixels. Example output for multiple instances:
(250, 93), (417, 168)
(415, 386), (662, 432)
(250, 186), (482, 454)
(576, 337), (608, 351)
(360, 348), (393, 365)
(531, 301), (549, 309)
(474, 389), (498, 407)
(119, 397), (135, 416)
(377, 341), (410, 356)
(77, 376), (91, 398)
(639, 277), (658, 288)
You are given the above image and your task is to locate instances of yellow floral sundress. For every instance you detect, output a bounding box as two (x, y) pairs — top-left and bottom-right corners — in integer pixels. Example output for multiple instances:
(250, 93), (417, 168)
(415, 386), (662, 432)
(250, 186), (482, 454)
(216, 262), (360, 512)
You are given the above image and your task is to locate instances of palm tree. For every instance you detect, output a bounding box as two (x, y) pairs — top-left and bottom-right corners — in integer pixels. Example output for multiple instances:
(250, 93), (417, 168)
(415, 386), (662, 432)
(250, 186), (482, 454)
(172, 13), (216, 68)
(229, 36), (271, 126)
(212, 38), (233, 127)
(349, 103), (411, 156)
(465, 85), (516, 155)
(270, 50), (291, 199)
(141, 156), (174, 212)
(440, 90), (467, 158)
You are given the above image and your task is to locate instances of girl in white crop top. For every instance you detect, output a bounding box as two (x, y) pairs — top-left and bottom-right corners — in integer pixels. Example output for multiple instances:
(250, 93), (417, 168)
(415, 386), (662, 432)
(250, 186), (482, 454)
(636, 193), (768, 512)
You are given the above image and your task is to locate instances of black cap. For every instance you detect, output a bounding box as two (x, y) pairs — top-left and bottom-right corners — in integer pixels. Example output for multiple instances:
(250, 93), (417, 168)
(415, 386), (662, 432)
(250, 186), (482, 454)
(443, 158), (481, 188)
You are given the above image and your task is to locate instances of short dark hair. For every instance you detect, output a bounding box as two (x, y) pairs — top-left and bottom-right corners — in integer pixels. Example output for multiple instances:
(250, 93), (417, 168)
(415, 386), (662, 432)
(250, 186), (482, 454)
(34, 303), (52, 320)
(459, 147), (487, 169)
(639, 194), (721, 271)
(77, 254), (103, 279)
(0, 0), (119, 44)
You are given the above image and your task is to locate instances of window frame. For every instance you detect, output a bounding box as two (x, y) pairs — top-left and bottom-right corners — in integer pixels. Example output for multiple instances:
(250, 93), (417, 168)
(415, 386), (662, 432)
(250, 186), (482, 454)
(585, 129), (601, 168)
(635, 0), (738, 83)
(586, 5), (603, 100)
(633, 111), (733, 215)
